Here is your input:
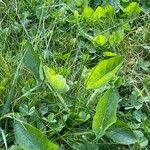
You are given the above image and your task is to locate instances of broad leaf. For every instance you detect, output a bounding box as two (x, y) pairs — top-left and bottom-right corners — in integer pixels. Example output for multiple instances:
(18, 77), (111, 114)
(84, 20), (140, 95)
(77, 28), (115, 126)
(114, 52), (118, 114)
(92, 89), (120, 137)
(23, 42), (40, 80)
(85, 56), (123, 89)
(44, 66), (69, 93)
(106, 120), (137, 145)
(14, 122), (59, 150)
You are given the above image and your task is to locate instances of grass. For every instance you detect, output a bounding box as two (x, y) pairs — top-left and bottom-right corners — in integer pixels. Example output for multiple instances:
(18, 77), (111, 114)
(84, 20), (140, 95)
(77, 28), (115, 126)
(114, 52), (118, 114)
(0, 0), (150, 150)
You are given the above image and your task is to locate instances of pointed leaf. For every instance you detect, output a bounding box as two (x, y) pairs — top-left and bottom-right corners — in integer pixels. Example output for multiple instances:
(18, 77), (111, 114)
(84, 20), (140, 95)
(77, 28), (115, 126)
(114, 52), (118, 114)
(85, 56), (123, 89)
(92, 6), (106, 22)
(93, 35), (107, 46)
(14, 122), (59, 150)
(123, 2), (141, 17)
(44, 66), (69, 93)
(23, 42), (40, 80)
(82, 6), (94, 20)
(92, 89), (120, 137)
(106, 120), (137, 145)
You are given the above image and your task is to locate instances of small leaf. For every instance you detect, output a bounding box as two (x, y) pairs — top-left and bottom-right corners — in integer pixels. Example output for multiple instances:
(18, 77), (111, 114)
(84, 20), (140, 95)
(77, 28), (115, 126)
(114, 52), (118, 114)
(103, 51), (118, 57)
(23, 42), (40, 80)
(82, 6), (94, 20)
(44, 66), (69, 93)
(92, 6), (105, 22)
(109, 29), (124, 46)
(104, 4), (114, 19)
(123, 2), (141, 17)
(14, 122), (59, 150)
(85, 56), (123, 89)
(92, 89), (120, 137)
(93, 35), (107, 46)
(134, 130), (148, 147)
(0, 54), (10, 77)
(106, 120), (137, 145)
(75, 0), (83, 7)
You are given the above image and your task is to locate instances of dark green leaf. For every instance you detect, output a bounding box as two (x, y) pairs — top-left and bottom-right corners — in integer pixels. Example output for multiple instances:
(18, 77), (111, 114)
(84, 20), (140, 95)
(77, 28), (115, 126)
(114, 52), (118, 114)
(14, 122), (59, 150)
(106, 120), (137, 145)
(23, 42), (40, 80)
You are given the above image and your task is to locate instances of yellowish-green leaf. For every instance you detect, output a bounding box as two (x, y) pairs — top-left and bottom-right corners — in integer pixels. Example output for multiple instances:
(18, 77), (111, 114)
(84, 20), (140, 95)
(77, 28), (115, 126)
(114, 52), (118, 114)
(85, 56), (123, 89)
(123, 2), (141, 17)
(92, 6), (105, 22)
(109, 29), (124, 46)
(103, 51), (118, 57)
(82, 6), (94, 20)
(44, 66), (69, 93)
(92, 89), (120, 137)
(93, 35), (107, 46)
(14, 122), (59, 150)
(75, 0), (83, 7)
(0, 54), (10, 78)
(0, 86), (5, 92)
(104, 4), (114, 19)
(74, 10), (80, 19)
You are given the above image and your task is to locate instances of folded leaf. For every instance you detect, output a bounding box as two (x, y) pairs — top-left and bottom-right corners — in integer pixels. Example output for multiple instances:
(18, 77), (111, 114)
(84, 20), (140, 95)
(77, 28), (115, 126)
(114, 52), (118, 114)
(85, 56), (123, 89)
(44, 66), (69, 93)
(106, 120), (137, 145)
(14, 122), (59, 150)
(23, 42), (40, 80)
(92, 89), (120, 137)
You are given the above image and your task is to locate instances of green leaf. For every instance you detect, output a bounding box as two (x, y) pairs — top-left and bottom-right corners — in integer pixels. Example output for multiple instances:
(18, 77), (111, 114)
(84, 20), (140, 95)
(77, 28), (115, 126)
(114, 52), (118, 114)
(134, 130), (148, 147)
(77, 143), (98, 150)
(92, 6), (105, 22)
(23, 42), (40, 80)
(14, 122), (59, 150)
(93, 35), (107, 46)
(123, 2), (141, 17)
(44, 66), (69, 93)
(104, 4), (114, 19)
(92, 89), (120, 137)
(109, 29), (124, 46)
(8, 145), (23, 150)
(82, 6), (94, 20)
(85, 56), (123, 89)
(106, 120), (137, 145)
(0, 54), (10, 78)
(103, 51), (117, 57)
